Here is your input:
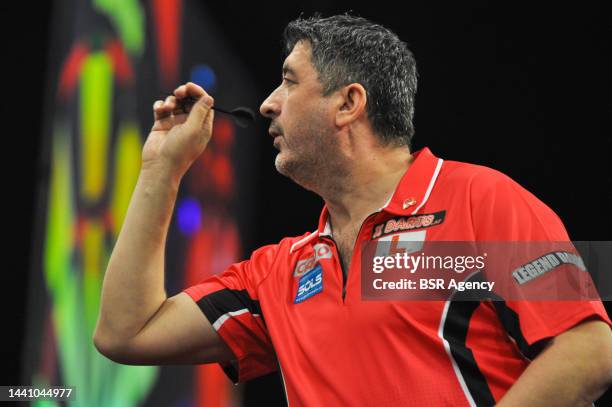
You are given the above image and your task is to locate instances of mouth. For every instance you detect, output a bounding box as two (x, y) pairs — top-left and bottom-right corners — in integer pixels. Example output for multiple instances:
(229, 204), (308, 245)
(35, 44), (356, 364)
(268, 128), (283, 149)
(272, 135), (281, 150)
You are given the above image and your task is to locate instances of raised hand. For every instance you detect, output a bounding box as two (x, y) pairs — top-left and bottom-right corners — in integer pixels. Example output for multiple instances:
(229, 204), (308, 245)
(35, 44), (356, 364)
(142, 82), (215, 179)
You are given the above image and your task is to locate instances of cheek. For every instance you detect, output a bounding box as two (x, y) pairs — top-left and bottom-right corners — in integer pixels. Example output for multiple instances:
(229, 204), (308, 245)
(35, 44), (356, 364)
(283, 98), (332, 146)
(281, 102), (306, 138)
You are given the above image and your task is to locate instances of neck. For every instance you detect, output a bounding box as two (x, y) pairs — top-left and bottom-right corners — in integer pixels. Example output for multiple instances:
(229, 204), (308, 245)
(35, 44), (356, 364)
(319, 143), (413, 235)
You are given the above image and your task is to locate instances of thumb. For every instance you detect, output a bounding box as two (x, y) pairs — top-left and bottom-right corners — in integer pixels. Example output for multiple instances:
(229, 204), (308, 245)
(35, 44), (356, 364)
(185, 94), (214, 130)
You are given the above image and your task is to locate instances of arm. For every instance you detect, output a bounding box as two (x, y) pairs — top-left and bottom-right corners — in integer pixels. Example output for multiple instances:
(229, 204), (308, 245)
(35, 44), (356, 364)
(93, 82), (233, 365)
(497, 319), (612, 406)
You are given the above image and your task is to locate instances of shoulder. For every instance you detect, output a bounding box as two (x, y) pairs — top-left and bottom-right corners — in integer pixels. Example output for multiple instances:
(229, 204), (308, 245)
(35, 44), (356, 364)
(440, 159), (514, 188)
(440, 160), (569, 239)
(440, 158), (566, 229)
(249, 231), (315, 262)
(239, 231), (315, 289)
(213, 232), (315, 291)
(439, 159), (537, 202)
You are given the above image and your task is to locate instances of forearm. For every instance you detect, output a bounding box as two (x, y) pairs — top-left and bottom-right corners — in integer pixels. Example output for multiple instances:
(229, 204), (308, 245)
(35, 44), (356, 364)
(497, 320), (612, 406)
(95, 164), (181, 344)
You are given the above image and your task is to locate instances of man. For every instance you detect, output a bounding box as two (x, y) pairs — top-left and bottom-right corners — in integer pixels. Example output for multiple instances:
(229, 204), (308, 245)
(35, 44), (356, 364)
(94, 14), (612, 406)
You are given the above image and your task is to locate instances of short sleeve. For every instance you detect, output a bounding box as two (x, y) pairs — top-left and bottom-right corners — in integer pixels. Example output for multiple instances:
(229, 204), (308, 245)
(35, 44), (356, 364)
(470, 168), (611, 353)
(183, 244), (280, 383)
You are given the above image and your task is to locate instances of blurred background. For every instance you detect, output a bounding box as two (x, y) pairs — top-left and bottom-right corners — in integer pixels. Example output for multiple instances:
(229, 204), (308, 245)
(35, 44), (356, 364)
(1, 0), (611, 406)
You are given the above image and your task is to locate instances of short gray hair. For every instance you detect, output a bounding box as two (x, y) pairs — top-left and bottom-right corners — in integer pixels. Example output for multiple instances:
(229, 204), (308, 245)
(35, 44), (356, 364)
(283, 13), (418, 146)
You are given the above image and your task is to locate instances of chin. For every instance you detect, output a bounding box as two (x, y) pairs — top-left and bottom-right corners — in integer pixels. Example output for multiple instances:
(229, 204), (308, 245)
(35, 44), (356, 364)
(274, 153), (291, 177)
(275, 151), (302, 179)
(274, 154), (317, 191)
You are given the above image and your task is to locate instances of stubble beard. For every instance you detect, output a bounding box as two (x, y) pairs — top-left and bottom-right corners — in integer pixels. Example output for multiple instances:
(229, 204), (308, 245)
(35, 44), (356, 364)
(274, 120), (348, 194)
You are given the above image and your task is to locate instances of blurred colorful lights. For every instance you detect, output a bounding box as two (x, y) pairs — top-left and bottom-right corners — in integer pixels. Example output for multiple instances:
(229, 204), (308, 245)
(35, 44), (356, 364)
(177, 197), (203, 236)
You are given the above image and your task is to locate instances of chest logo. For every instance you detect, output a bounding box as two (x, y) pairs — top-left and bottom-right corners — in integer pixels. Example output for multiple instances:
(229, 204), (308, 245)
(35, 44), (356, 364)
(294, 243), (332, 277)
(372, 210), (446, 239)
(295, 264), (323, 303)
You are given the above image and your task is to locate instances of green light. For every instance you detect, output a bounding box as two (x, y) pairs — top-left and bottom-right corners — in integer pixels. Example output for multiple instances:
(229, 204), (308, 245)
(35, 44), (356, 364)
(80, 52), (112, 202)
(94, 0), (145, 55)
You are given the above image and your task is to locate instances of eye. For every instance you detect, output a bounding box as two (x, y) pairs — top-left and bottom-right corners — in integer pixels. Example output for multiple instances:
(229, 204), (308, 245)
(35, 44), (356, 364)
(283, 77), (296, 85)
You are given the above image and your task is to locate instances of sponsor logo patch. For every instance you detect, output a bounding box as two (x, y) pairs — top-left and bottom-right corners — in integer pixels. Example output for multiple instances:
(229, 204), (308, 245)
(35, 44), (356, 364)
(372, 211), (446, 239)
(295, 264), (323, 303)
(294, 243), (333, 277)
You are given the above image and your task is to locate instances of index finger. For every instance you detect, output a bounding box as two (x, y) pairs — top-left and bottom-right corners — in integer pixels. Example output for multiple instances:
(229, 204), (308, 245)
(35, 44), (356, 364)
(174, 82), (207, 99)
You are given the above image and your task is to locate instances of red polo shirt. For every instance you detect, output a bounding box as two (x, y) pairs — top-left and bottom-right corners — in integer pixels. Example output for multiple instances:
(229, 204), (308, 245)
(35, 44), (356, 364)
(184, 147), (610, 406)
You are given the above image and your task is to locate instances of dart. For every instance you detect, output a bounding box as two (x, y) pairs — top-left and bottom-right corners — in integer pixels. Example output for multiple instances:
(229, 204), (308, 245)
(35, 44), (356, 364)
(179, 96), (255, 128)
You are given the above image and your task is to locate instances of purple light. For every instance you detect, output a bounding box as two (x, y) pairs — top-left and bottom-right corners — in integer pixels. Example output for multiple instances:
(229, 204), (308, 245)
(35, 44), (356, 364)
(177, 197), (202, 236)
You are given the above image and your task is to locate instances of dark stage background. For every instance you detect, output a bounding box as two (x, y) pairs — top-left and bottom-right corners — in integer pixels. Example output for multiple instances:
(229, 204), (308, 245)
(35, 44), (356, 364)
(3, 1), (611, 405)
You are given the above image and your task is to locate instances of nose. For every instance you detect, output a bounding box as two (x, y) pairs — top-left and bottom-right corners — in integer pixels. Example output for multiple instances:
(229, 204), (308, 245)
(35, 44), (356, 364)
(259, 86), (282, 119)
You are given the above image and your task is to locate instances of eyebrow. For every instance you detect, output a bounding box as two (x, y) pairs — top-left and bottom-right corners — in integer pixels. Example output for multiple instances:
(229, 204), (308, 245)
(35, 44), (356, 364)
(282, 64), (297, 77)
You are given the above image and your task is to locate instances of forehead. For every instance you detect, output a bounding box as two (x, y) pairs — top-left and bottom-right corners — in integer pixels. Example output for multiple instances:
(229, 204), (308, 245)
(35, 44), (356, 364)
(283, 41), (315, 74)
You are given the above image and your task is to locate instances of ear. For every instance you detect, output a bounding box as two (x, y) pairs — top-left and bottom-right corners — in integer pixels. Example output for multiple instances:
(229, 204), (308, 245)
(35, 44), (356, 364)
(335, 83), (367, 128)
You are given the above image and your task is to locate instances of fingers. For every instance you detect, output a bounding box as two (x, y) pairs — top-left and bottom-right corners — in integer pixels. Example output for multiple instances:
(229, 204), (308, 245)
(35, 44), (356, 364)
(174, 82), (214, 130)
(153, 100), (168, 121)
(153, 82), (213, 126)
(185, 93), (214, 131)
(152, 96), (179, 119)
(173, 82), (205, 99)
(174, 85), (187, 99)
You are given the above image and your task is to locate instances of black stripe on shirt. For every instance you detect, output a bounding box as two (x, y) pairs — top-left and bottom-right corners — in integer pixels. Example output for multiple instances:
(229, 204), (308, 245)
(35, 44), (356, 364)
(491, 298), (547, 360)
(196, 288), (265, 327)
(196, 288), (266, 384)
(442, 271), (497, 407)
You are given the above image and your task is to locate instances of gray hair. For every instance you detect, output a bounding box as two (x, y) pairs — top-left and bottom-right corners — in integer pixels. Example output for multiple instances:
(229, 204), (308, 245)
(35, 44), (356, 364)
(283, 13), (418, 146)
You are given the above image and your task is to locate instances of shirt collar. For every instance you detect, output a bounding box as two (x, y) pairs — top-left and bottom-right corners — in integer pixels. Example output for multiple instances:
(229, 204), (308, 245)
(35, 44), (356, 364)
(317, 147), (444, 237)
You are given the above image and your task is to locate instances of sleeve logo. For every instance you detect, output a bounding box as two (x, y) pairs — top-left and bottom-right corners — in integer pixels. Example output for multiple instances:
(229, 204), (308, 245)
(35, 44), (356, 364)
(512, 251), (587, 285)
